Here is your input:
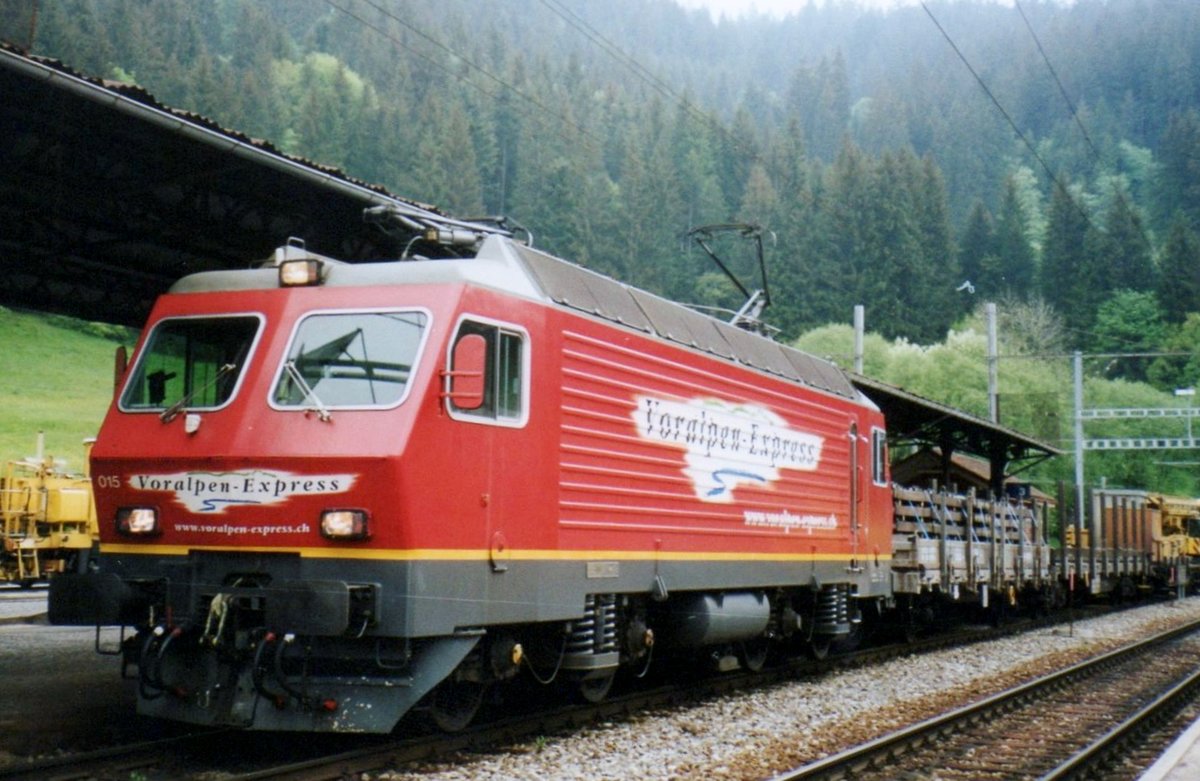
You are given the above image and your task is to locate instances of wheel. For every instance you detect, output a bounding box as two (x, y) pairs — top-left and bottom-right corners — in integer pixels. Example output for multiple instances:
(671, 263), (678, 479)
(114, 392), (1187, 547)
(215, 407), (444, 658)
(576, 669), (616, 703)
(739, 639), (770, 672)
(430, 679), (486, 732)
(808, 636), (832, 660)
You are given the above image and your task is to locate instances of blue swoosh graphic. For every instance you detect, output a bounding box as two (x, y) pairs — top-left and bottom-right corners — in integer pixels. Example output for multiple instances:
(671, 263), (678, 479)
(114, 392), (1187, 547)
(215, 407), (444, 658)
(199, 498), (263, 512)
(707, 469), (767, 498)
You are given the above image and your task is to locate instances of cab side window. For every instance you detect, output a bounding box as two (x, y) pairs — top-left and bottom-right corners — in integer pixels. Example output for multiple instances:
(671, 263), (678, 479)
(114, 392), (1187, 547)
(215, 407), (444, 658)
(450, 320), (527, 424)
(871, 428), (889, 486)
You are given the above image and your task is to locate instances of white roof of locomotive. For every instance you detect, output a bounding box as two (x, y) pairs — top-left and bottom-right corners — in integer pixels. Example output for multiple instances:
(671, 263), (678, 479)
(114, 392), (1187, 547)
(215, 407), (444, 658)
(167, 234), (543, 300)
(167, 235), (865, 404)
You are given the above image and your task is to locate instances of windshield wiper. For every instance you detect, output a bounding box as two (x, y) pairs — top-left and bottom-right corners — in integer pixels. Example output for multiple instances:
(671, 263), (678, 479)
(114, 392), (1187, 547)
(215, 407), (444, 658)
(284, 361), (332, 422)
(160, 363), (238, 423)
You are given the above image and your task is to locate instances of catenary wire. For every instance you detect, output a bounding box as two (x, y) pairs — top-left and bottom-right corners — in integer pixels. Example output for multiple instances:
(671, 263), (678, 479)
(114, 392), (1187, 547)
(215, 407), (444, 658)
(536, 0), (743, 156)
(1013, 0), (1157, 254)
(1013, 0), (1102, 165)
(322, 0), (606, 150)
(922, 0), (1167, 354)
(920, 1), (1096, 233)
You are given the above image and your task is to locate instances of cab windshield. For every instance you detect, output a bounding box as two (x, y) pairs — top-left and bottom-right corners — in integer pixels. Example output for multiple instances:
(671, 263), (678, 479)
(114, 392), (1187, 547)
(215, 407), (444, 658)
(271, 310), (428, 409)
(120, 315), (261, 412)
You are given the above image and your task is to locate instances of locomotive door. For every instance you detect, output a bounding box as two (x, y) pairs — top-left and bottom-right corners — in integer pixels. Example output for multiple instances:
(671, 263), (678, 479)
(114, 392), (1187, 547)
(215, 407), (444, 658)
(445, 317), (530, 575)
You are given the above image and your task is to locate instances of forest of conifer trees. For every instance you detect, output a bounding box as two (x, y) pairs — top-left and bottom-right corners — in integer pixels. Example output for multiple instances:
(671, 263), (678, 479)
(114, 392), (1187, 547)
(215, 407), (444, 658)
(4, 0), (1200, 491)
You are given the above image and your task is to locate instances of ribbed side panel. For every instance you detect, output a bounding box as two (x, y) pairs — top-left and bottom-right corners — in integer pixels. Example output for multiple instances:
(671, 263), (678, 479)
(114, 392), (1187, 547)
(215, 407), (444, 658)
(558, 328), (857, 547)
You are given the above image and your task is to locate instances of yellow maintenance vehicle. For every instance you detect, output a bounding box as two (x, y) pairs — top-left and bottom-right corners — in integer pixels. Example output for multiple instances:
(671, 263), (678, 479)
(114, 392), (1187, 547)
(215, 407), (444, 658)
(0, 435), (97, 586)
(1147, 493), (1200, 590)
(1147, 493), (1200, 557)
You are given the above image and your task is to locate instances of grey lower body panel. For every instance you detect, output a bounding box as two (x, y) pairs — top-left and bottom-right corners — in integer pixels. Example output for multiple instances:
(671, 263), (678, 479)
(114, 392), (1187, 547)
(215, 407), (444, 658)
(57, 549), (888, 633)
(54, 548), (889, 732)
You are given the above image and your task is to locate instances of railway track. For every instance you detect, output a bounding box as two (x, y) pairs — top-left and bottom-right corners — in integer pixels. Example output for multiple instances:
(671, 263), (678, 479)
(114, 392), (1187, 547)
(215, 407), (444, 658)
(773, 617), (1200, 781)
(0, 730), (230, 781)
(0, 607), (1140, 781)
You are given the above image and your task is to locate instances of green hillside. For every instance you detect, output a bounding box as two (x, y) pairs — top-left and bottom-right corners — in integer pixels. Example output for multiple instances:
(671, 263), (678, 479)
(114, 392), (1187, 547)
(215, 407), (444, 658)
(0, 307), (136, 470)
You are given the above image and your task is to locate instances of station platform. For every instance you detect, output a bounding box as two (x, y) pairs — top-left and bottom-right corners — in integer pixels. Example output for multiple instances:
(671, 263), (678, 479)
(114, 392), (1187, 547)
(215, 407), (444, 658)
(0, 584), (48, 624)
(1141, 716), (1200, 780)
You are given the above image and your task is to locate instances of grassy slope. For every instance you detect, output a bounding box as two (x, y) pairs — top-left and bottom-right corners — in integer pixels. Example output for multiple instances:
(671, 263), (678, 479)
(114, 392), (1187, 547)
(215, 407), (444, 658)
(0, 307), (135, 471)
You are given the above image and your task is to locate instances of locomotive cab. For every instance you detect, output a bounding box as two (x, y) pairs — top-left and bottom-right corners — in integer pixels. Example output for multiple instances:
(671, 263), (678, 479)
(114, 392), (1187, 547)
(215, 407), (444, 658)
(50, 239), (546, 730)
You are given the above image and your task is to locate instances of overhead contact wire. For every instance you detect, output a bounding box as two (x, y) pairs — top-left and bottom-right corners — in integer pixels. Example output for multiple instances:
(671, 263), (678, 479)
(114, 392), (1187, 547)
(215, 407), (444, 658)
(323, 0), (605, 151)
(920, 1), (1095, 231)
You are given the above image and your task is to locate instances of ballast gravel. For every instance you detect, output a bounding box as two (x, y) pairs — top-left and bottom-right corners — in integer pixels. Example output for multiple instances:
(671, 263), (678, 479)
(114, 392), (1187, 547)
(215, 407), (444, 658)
(373, 598), (1200, 781)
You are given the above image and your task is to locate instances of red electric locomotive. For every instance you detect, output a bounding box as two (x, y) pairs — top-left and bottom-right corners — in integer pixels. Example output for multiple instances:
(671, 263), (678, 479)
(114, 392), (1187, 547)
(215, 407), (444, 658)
(50, 206), (894, 732)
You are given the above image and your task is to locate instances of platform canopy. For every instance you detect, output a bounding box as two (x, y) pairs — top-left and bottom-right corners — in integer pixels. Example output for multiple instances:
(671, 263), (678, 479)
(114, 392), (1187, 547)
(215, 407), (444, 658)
(0, 43), (467, 326)
(851, 372), (1060, 494)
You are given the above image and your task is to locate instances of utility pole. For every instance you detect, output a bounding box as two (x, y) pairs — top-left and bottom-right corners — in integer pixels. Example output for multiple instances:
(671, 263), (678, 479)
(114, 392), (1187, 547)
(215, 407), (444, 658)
(986, 302), (998, 423)
(853, 305), (864, 374)
(1073, 351), (1085, 536)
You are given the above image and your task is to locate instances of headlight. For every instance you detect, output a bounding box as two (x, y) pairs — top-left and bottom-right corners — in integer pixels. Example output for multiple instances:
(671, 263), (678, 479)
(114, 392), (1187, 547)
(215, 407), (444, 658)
(320, 509), (369, 540)
(116, 506), (159, 536)
(278, 258), (323, 287)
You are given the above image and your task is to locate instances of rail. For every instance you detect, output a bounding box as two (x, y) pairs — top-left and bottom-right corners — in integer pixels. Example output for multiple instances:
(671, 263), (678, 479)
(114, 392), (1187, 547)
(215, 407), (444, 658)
(0, 607), (1100, 780)
(769, 617), (1200, 780)
(1041, 663), (1200, 780)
